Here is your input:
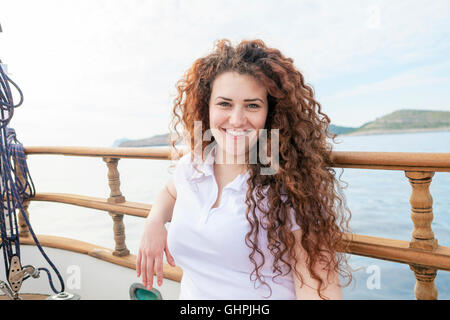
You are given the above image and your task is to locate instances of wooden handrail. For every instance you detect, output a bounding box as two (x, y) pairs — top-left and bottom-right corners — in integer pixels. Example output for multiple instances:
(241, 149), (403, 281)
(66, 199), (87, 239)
(31, 193), (151, 218)
(24, 146), (450, 172)
(341, 234), (450, 271)
(17, 230), (450, 285)
(23, 146), (183, 160)
(30, 193), (450, 271)
(18, 234), (183, 282)
(333, 151), (450, 172)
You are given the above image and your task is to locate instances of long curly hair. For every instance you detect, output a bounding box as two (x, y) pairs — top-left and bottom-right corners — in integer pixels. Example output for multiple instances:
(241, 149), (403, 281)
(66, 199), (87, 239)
(170, 39), (353, 299)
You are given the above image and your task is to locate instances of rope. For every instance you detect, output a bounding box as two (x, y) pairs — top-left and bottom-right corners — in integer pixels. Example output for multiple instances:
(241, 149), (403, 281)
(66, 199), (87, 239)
(0, 63), (65, 294)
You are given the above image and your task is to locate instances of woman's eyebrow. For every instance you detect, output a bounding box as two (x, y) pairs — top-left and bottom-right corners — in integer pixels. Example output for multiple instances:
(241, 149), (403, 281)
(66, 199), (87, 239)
(244, 98), (264, 103)
(216, 96), (232, 101)
(215, 96), (264, 103)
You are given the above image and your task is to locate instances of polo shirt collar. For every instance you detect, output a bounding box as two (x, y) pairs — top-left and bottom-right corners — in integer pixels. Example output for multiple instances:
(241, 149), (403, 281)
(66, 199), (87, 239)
(188, 145), (216, 182)
(188, 144), (250, 192)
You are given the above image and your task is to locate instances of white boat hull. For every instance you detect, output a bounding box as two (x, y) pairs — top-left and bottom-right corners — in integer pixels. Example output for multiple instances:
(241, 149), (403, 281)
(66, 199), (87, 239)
(0, 245), (181, 300)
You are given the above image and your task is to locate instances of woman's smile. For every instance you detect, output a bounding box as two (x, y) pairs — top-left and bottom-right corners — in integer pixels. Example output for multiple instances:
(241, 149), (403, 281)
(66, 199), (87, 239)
(220, 127), (254, 138)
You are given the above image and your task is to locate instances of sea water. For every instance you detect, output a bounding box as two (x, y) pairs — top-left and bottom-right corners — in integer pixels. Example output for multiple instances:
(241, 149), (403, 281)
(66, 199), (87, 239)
(23, 130), (450, 299)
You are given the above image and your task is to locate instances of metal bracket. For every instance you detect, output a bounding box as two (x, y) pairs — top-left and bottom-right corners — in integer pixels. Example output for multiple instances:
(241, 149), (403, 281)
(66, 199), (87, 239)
(2, 256), (39, 300)
(0, 280), (21, 300)
(10, 265), (39, 283)
(8, 256), (24, 293)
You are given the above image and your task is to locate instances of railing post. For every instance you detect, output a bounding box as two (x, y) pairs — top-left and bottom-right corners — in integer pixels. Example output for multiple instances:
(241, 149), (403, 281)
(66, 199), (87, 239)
(103, 157), (129, 257)
(405, 171), (438, 300)
(18, 201), (31, 238)
(15, 155), (31, 238)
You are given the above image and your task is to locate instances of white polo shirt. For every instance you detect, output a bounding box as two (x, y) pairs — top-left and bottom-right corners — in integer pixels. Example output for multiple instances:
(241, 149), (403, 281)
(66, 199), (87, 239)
(167, 146), (301, 300)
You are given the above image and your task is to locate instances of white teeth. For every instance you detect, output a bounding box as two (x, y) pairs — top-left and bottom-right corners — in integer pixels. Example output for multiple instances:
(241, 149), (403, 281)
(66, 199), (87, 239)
(226, 129), (252, 136)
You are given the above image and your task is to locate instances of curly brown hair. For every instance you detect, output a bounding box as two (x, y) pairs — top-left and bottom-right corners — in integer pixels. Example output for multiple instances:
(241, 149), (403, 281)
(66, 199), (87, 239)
(170, 39), (353, 299)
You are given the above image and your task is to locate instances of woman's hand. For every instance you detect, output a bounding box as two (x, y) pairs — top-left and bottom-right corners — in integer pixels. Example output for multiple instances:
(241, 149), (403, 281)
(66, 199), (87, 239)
(136, 217), (176, 290)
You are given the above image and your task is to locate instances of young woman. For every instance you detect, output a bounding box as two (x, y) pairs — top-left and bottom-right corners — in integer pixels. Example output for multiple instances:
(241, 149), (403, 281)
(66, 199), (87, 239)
(136, 39), (352, 300)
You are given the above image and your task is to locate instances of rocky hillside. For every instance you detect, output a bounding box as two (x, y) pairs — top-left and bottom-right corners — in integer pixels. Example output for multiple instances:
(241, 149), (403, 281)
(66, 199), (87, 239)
(117, 133), (172, 147)
(346, 109), (450, 135)
(329, 124), (357, 135)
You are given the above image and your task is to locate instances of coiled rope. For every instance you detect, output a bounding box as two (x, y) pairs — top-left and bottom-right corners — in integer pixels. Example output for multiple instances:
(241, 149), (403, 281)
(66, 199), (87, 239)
(0, 63), (65, 294)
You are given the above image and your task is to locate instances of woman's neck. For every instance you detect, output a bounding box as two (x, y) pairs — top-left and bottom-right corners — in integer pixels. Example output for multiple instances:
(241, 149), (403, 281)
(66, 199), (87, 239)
(214, 148), (248, 176)
(213, 162), (247, 177)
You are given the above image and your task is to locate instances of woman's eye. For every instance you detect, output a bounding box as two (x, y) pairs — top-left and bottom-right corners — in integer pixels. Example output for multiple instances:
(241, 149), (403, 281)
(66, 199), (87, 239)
(218, 102), (231, 107)
(248, 103), (259, 109)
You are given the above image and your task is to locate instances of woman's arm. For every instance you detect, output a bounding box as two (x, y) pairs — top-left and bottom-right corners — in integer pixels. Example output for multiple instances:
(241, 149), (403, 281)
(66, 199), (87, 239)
(136, 178), (177, 290)
(145, 178), (177, 224)
(289, 229), (343, 300)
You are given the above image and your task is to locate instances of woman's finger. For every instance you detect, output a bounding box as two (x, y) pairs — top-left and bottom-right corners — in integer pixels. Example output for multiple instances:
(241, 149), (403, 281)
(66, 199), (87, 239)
(165, 245), (176, 267)
(141, 254), (148, 287)
(136, 250), (142, 277)
(155, 253), (164, 287)
(146, 255), (155, 290)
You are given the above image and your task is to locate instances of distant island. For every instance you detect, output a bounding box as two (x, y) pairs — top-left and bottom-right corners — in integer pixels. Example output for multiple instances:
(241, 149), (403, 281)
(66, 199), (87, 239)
(114, 109), (450, 147)
(341, 109), (450, 136)
(113, 134), (175, 148)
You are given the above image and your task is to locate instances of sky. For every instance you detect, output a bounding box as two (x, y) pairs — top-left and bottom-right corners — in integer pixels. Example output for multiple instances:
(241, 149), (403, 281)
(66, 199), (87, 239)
(1, 0), (449, 147)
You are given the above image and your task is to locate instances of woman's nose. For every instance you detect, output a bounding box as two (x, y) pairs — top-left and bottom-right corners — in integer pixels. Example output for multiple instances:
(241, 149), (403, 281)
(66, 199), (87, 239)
(229, 106), (246, 127)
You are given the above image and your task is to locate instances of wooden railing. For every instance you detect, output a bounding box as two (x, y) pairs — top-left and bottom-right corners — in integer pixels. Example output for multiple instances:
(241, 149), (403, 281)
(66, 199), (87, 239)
(20, 146), (450, 300)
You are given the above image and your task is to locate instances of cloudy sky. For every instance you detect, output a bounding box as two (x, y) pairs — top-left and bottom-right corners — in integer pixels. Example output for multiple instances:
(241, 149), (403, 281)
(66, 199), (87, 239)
(1, 0), (449, 146)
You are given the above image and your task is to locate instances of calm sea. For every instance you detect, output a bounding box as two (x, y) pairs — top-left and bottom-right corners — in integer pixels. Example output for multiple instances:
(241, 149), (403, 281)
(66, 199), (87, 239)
(24, 130), (450, 300)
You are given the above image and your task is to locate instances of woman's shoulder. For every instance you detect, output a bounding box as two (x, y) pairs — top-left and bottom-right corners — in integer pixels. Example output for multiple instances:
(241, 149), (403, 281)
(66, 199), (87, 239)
(172, 152), (193, 175)
(175, 151), (212, 170)
(172, 151), (210, 183)
(176, 152), (192, 164)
